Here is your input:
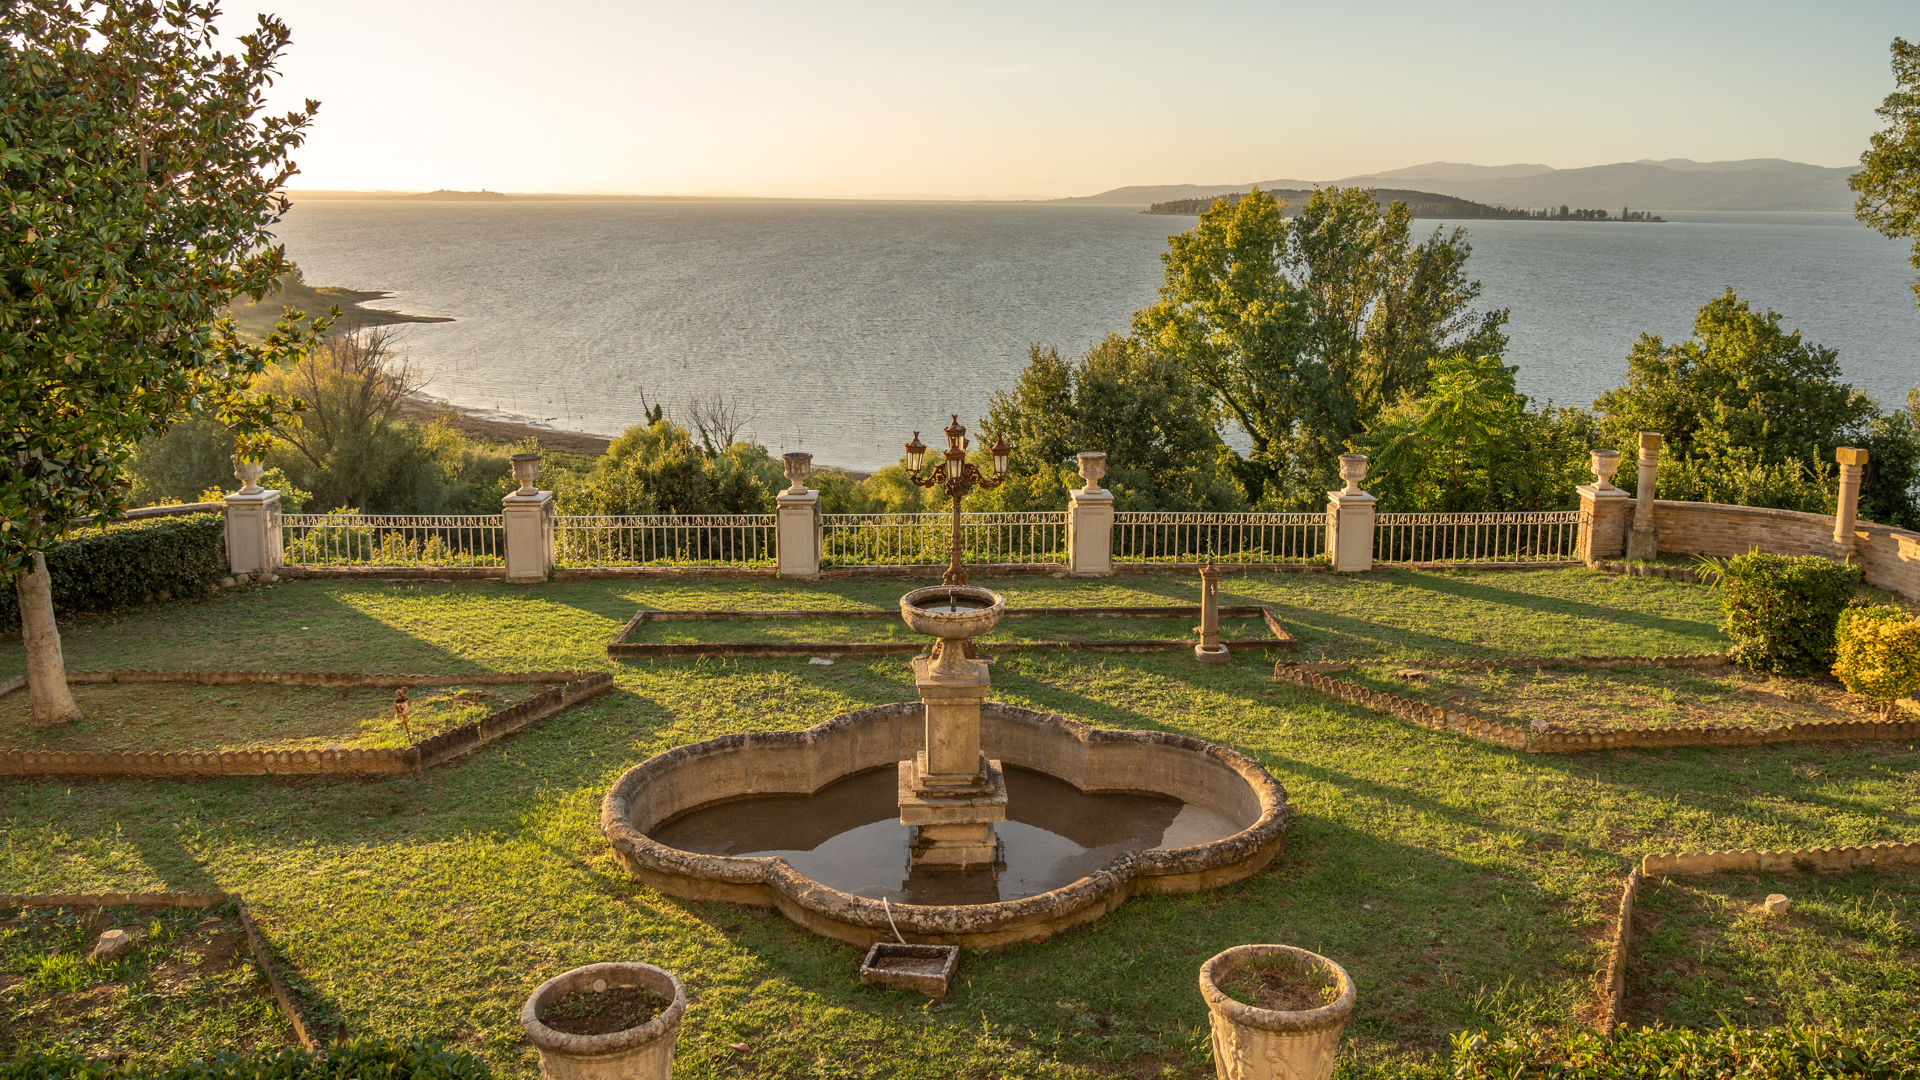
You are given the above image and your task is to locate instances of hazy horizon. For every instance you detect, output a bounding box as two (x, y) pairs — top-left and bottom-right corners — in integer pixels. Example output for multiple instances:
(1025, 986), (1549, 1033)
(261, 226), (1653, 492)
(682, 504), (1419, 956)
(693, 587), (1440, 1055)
(223, 0), (1911, 202)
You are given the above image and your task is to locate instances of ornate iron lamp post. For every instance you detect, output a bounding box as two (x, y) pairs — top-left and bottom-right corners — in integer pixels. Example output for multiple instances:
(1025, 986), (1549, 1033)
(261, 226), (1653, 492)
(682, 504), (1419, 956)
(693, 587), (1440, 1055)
(903, 415), (1013, 586)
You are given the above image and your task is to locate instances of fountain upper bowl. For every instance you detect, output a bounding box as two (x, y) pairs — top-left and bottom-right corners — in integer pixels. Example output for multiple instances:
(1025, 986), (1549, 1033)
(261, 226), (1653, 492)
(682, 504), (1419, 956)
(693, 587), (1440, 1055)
(900, 585), (1005, 640)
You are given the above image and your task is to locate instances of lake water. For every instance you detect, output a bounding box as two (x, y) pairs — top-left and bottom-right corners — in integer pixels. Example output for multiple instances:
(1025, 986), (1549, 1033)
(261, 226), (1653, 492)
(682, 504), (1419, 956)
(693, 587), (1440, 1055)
(273, 201), (1920, 471)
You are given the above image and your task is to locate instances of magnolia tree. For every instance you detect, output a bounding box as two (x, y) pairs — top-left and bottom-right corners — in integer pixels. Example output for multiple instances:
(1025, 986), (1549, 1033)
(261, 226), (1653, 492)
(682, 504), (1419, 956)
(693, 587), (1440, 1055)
(2, 1), (322, 724)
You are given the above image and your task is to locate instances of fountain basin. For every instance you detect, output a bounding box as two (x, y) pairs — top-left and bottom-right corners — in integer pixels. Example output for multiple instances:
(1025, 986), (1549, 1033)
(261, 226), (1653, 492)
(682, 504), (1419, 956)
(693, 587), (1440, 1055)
(899, 585), (1006, 641)
(601, 702), (1289, 948)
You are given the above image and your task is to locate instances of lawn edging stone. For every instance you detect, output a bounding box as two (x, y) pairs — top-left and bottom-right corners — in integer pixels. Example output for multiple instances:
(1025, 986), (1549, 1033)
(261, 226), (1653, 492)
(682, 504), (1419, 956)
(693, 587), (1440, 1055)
(1597, 868), (1642, 1035)
(1, 670), (614, 779)
(2, 890), (321, 1052)
(1641, 840), (1920, 877)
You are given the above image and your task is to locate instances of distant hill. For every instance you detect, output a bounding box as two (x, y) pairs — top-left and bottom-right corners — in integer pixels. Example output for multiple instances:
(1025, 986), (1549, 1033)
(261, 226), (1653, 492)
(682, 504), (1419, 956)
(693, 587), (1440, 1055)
(409, 189), (509, 201)
(1145, 188), (1542, 219)
(1067, 158), (1860, 211)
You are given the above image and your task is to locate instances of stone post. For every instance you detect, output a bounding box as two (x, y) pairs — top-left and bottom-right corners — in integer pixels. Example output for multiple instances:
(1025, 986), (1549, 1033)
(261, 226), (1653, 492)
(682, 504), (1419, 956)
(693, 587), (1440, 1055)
(502, 452), (555, 584)
(1067, 451), (1114, 576)
(776, 451), (822, 580)
(1834, 446), (1868, 556)
(1624, 432), (1661, 561)
(223, 457), (283, 576)
(1577, 448), (1631, 563)
(1194, 558), (1229, 664)
(1325, 453), (1376, 573)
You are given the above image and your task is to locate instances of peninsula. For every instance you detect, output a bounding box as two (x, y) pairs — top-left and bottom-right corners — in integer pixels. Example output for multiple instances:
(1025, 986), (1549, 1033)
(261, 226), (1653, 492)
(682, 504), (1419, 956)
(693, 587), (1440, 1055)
(1146, 188), (1661, 221)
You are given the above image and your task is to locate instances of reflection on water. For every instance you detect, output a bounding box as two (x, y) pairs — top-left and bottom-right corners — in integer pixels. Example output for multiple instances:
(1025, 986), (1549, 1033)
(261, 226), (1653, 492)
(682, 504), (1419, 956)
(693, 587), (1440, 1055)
(650, 766), (1240, 905)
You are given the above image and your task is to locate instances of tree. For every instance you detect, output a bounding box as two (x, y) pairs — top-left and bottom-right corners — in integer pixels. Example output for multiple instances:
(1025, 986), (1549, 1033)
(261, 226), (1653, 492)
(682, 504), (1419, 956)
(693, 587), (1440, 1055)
(1, 1), (320, 724)
(979, 335), (1241, 512)
(1594, 290), (1875, 469)
(256, 325), (437, 511)
(1852, 37), (1920, 309)
(1133, 187), (1506, 506)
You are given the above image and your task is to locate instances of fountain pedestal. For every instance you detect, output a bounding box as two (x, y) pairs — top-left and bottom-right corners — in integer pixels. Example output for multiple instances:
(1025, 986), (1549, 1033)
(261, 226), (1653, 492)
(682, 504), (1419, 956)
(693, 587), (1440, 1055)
(898, 586), (1011, 871)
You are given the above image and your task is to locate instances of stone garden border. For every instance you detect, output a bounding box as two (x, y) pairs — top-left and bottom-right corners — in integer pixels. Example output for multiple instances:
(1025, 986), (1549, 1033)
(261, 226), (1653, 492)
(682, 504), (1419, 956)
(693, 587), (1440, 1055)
(1, 670), (614, 779)
(605, 604), (1298, 659)
(0, 891), (321, 1052)
(1593, 841), (1920, 1034)
(1272, 656), (1920, 753)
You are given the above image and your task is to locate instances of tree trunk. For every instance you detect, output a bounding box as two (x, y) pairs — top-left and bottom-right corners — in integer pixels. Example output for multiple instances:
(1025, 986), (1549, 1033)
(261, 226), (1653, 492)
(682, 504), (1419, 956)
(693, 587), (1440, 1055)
(15, 550), (80, 726)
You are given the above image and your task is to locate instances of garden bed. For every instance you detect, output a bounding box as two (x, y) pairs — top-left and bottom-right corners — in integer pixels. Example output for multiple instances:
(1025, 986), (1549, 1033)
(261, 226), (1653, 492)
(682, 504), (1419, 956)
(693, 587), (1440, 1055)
(0, 900), (291, 1067)
(606, 604), (1297, 658)
(0, 680), (551, 753)
(1342, 661), (1901, 733)
(1624, 868), (1920, 1030)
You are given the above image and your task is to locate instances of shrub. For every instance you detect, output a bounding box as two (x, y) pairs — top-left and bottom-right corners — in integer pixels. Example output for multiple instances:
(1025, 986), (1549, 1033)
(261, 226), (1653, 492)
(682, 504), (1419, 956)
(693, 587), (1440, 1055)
(1451, 1023), (1920, 1079)
(1833, 603), (1920, 716)
(1698, 551), (1862, 674)
(0, 1038), (491, 1079)
(0, 514), (226, 630)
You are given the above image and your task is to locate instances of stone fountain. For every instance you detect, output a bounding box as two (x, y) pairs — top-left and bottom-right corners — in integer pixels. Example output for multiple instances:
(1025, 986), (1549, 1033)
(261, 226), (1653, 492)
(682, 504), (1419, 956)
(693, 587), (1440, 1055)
(896, 585), (1009, 871)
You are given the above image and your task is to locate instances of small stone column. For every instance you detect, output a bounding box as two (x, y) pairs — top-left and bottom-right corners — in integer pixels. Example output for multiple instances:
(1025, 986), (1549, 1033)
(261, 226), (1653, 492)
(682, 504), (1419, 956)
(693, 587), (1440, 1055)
(776, 452), (822, 580)
(1325, 453), (1376, 573)
(223, 458), (282, 576)
(1194, 558), (1229, 664)
(1067, 451), (1115, 577)
(1577, 449), (1631, 563)
(1625, 432), (1661, 561)
(899, 645), (1007, 871)
(1834, 446), (1868, 556)
(502, 452), (555, 584)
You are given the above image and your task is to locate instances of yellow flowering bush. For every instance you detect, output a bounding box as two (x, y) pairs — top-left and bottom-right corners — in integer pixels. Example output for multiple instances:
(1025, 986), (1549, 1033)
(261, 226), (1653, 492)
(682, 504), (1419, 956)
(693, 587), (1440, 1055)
(1832, 604), (1920, 717)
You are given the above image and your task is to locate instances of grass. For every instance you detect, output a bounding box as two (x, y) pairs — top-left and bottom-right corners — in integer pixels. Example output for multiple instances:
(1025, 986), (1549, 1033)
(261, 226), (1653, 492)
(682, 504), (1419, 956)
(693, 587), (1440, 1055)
(0, 901), (289, 1068)
(1627, 869), (1920, 1030)
(1339, 664), (1889, 733)
(0, 682), (551, 753)
(0, 567), (1915, 1078)
(629, 614), (1273, 646)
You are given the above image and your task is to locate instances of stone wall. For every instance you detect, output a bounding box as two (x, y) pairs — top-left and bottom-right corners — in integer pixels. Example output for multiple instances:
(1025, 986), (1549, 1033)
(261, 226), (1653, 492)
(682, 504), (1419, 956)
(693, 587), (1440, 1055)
(1626, 500), (1920, 600)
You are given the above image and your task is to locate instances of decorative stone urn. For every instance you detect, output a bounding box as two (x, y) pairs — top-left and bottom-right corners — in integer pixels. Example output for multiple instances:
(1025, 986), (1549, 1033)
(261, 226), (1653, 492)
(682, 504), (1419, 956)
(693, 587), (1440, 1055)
(1076, 451), (1107, 494)
(231, 456), (265, 496)
(511, 452), (542, 496)
(783, 451), (813, 494)
(1199, 945), (1356, 1080)
(1336, 454), (1369, 496)
(1588, 449), (1622, 491)
(521, 961), (686, 1080)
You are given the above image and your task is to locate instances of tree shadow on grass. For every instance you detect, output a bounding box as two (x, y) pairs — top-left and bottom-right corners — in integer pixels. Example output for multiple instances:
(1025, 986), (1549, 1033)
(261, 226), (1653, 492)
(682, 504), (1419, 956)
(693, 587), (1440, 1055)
(1388, 572), (1722, 645)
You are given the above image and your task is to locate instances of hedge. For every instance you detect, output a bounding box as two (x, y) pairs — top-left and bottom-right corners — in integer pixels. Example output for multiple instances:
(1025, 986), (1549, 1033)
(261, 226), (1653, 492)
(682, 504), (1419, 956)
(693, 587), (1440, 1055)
(0, 513), (226, 630)
(1452, 1024), (1920, 1079)
(1701, 551), (1862, 675)
(0, 1038), (492, 1079)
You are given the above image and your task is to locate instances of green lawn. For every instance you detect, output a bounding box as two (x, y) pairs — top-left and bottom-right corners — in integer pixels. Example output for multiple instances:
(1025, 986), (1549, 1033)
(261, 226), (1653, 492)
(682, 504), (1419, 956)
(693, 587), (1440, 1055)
(2, 568), (1916, 1078)
(628, 614), (1272, 646)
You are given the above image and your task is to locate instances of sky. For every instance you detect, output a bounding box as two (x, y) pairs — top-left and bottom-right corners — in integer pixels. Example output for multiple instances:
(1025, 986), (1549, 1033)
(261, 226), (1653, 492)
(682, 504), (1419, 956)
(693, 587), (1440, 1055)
(226, 0), (1915, 200)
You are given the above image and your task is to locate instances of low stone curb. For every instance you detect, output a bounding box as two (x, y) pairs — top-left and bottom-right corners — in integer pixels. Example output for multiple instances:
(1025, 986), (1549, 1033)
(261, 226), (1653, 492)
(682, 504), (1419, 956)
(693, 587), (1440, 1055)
(1271, 664), (1530, 749)
(279, 566), (506, 581)
(608, 604), (1297, 659)
(1597, 869), (1641, 1035)
(1, 672), (614, 779)
(62, 668), (585, 688)
(1409, 653), (1729, 671)
(1, 891), (320, 1052)
(1273, 658), (1920, 753)
(1641, 840), (1920, 877)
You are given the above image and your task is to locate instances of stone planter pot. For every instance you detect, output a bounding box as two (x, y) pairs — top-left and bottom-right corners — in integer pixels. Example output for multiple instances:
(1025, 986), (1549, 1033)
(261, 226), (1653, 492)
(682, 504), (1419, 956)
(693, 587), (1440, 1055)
(521, 962), (686, 1080)
(1199, 945), (1355, 1080)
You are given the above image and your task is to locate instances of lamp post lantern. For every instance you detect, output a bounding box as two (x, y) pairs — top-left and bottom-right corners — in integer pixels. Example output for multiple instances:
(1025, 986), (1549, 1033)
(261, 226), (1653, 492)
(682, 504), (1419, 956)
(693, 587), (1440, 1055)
(904, 415), (1013, 586)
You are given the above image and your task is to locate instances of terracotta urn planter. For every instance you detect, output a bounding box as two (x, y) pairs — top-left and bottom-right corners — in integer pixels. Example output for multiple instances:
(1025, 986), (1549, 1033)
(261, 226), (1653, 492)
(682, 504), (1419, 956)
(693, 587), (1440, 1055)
(1199, 945), (1355, 1080)
(521, 962), (686, 1080)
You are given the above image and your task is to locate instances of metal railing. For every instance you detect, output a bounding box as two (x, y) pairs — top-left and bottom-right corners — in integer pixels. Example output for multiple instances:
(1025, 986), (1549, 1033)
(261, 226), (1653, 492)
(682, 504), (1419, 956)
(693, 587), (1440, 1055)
(1113, 512), (1328, 565)
(279, 513), (504, 567)
(1373, 511), (1585, 564)
(554, 514), (776, 568)
(822, 512), (1067, 567)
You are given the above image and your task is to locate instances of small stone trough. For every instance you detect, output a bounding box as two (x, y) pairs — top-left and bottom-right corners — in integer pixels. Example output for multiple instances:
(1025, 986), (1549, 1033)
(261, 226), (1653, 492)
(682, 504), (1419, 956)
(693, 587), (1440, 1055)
(859, 942), (961, 997)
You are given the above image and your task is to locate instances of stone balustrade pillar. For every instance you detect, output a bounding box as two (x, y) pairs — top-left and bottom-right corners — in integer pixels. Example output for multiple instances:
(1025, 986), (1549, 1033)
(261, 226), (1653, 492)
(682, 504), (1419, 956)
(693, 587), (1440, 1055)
(502, 452), (555, 584)
(1067, 451), (1114, 576)
(1577, 448), (1631, 563)
(1834, 446), (1868, 556)
(1326, 453), (1376, 573)
(1625, 432), (1661, 561)
(776, 451), (822, 579)
(223, 457), (283, 576)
